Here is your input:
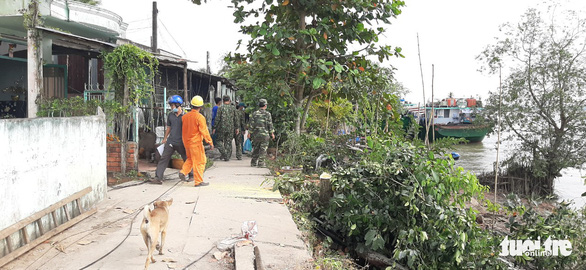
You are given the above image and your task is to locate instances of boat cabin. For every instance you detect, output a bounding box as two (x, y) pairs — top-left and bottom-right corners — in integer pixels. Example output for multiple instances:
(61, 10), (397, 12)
(425, 98), (482, 125)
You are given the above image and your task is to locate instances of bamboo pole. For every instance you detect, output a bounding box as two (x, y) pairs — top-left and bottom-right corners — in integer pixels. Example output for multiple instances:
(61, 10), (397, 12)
(431, 64), (435, 142)
(492, 66), (503, 231)
(416, 34), (429, 146)
(495, 66), (503, 203)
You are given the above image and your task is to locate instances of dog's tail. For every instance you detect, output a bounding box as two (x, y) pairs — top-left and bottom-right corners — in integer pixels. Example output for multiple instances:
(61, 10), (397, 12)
(142, 205), (151, 224)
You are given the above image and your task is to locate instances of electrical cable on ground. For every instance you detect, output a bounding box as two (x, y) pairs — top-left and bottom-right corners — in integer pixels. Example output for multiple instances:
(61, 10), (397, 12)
(181, 246), (215, 270)
(78, 179), (183, 269)
(79, 208), (141, 270)
(29, 179), (184, 270)
(26, 199), (152, 270)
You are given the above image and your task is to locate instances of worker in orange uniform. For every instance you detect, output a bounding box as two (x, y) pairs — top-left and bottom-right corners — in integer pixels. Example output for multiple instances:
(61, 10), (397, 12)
(179, 96), (214, 186)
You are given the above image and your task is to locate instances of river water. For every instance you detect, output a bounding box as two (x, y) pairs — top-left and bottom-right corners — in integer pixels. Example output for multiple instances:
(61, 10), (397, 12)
(450, 133), (586, 209)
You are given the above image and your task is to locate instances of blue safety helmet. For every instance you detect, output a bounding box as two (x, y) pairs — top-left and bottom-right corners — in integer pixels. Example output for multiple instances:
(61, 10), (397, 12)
(168, 95), (183, 105)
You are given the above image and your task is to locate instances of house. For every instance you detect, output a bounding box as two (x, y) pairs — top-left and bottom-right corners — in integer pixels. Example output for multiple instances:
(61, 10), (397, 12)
(115, 38), (237, 136)
(0, 1), (126, 266)
(0, 0), (127, 118)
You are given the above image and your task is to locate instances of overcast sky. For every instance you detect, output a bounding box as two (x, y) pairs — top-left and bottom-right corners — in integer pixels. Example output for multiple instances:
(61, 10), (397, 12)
(100, 0), (585, 104)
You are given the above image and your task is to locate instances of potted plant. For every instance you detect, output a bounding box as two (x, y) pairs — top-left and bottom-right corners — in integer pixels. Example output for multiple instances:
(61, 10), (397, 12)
(170, 151), (184, 169)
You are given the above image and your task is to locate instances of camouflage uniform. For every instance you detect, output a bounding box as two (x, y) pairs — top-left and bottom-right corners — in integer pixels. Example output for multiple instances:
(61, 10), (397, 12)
(250, 100), (274, 167)
(234, 108), (246, 160)
(213, 102), (237, 161)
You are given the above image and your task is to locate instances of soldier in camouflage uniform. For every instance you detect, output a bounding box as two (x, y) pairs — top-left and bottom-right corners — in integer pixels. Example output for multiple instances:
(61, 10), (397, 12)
(249, 99), (274, 167)
(234, 103), (247, 160)
(213, 95), (238, 161)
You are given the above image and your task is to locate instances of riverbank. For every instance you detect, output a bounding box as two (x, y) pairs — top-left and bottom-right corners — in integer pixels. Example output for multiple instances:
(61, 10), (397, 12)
(451, 134), (586, 208)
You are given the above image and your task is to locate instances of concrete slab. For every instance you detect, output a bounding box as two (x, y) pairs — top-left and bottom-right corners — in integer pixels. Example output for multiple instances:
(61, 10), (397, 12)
(234, 245), (255, 270)
(2, 155), (312, 270)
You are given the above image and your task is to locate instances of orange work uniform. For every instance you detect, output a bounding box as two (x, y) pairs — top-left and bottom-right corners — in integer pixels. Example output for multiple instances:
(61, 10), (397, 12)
(180, 110), (213, 185)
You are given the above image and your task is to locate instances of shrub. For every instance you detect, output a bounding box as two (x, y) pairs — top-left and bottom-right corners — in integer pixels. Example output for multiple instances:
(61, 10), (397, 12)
(504, 200), (586, 269)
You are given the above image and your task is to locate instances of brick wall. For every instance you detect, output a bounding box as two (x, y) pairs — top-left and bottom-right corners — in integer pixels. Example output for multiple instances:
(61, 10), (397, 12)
(107, 142), (138, 173)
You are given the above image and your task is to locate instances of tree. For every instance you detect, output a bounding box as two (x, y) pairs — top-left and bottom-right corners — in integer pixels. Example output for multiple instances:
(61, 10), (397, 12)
(227, 61), (298, 143)
(228, 0), (405, 134)
(102, 44), (158, 173)
(478, 6), (586, 195)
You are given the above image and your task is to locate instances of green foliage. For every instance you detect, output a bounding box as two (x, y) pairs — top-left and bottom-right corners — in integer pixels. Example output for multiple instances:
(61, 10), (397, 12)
(306, 96), (353, 135)
(37, 96), (126, 131)
(205, 157), (214, 170)
(21, 0), (43, 30)
(269, 131), (356, 174)
(271, 130), (507, 268)
(314, 256), (359, 270)
(37, 96), (125, 117)
(478, 6), (586, 194)
(171, 151), (182, 159)
(228, 0), (405, 133)
(263, 172), (305, 195)
(228, 62), (297, 145)
(501, 198), (586, 269)
(102, 44), (158, 106)
(321, 135), (505, 269)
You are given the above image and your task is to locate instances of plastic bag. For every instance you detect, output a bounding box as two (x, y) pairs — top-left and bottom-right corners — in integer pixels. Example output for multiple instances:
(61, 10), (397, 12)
(244, 138), (252, 152)
(241, 220), (258, 239)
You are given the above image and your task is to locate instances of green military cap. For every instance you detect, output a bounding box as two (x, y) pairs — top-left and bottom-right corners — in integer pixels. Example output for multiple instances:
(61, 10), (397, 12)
(259, 99), (267, 107)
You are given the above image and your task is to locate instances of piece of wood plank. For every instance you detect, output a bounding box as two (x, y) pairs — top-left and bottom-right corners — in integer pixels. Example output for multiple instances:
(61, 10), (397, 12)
(5, 237), (13, 253)
(51, 211), (58, 228)
(75, 198), (83, 215)
(21, 227), (28, 244)
(0, 207), (97, 268)
(36, 219), (44, 236)
(0, 187), (91, 240)
(63, 205), (71, 221)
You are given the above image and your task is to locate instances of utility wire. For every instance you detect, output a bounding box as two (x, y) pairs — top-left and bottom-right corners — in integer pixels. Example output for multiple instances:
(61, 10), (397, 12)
(158, 18), (187, 58)
(126, 26), (152, 32)
(126, 17), (152, 24)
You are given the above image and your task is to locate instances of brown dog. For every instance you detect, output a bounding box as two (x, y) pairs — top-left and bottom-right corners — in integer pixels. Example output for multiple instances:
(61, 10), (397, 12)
(140, 198), (173, 269)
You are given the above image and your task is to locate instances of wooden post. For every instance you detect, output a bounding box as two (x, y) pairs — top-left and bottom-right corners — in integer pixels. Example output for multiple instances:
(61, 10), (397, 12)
(152, 1), (158, 53)
(26, 0), (43, 118)
(183, 63), (188, 103)
(206, 51), (210, 73)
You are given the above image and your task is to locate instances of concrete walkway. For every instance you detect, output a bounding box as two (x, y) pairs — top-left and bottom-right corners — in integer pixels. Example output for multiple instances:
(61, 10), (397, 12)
(3, 157), (312, 270)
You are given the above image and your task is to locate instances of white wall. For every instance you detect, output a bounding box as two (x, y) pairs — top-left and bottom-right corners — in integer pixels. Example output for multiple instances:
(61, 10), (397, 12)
(0, 112), (107, 232)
